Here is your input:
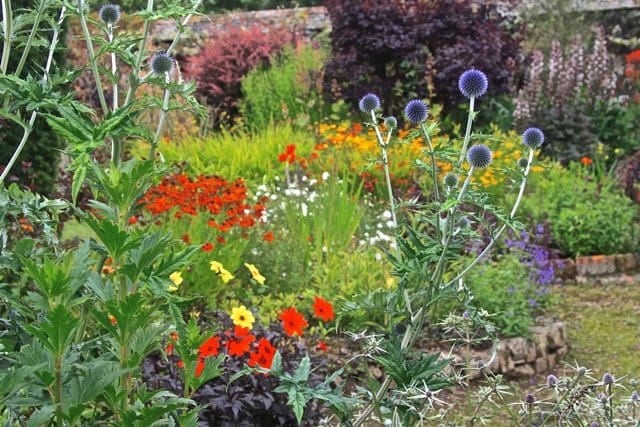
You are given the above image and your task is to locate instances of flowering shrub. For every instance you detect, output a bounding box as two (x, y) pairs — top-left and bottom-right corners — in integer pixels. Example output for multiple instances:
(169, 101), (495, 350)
(185, 25), (293, 129)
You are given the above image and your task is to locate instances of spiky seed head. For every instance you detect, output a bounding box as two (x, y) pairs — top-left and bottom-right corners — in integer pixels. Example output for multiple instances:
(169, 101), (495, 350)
(384, 116), (397, 129)
(467, 144), (492, 169)
(458, 69), (488, 98)
(151, 51), (174, 74)
(358, 93), (381, 113)
(98, 3), (121, 25)
(458, 216), (470, 228)
(404, 99), (429, 124)
(517, 157), (529, 169)
(590, 422), (600, 427)
(525, 393), (535, 405)
(522, 127), (545, 149)
(547, 375), (558, 387)
(630, 391), (639, 402)
(443, 173), (459, 188)
(603, 373), (614, 385)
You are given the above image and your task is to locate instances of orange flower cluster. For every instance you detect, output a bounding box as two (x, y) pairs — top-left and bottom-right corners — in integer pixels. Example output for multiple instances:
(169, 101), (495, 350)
(625, 49), (640, 80)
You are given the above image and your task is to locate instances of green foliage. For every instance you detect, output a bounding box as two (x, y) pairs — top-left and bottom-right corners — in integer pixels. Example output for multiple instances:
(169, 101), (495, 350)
(240, 45), (327, 131)
(522, 163), (640, 256)
(133, 125), (316, 183)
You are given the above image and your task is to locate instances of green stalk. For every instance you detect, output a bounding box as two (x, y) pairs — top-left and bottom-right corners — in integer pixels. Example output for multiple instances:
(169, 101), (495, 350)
(0, 6), (66, 185)
(420, 123), (441, 241)
(150, 74), (171, 159)
(443, 148), (535, 288)
(458, 96), (475, 165)
(54, 355), (64, 426)
(123, 0), (153, 106)
(77, 0), (108, 114)
(1, 0), (12, 74)
(15, 0), (48, 77)
(108, 25), (118, 111)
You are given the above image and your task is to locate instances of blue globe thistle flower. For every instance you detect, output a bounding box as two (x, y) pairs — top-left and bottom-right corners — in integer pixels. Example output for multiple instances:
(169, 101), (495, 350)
(99, 3), (121, 25)
(517, 157), (529, 169)
(404, 99), (429, 123)
(631, 391), (639, 402)
(358, 93), (380, 113)
(384, 116), (397, 129)
(547, 374), (558, 387)
(522, 127), (545, 149)
(458, 69), (488, 98)
(443, 173), (459, 188)
(590, 423), (600, 427)
(466, 144), (492, 169)
(602, 373), (614, 385)
(151, 51), (174, 74)
(524, 393), (535, 405)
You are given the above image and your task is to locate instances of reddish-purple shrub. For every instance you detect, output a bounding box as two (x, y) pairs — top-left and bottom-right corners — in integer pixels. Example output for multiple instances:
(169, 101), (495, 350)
(185, 26), (293, 128)
(323, 0), (521, 116)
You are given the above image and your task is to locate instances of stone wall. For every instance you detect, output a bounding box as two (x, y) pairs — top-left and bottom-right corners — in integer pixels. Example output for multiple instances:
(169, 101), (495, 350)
(462, 317), (568, 379)
(557, 253), (640, 285)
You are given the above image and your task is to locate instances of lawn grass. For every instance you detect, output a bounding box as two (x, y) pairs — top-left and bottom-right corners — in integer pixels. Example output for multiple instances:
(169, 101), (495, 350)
(554, 282), (640, 379)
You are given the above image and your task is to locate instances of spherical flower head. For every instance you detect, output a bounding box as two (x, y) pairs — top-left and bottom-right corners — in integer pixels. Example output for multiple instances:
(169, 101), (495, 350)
(467, 144), (492, 169)
(590, 422), (600, 427)
(358, 93), (380, 113)
(404, 99), (429, 124)
(458, 69), (488, 98)
(524, 393), (535, 405)
(602, 373), (614, 385)
(384, 116), (398, 129)
(98, 3), (121, 25)
(394, 323), (407, 335)
(151, 51), (174, 74)
(631, 391), (640, 402)
(522, 127), (545, 149)
(443, 173), (459, 188)
(547, 374), (558, 387)
(517, 157), (529, 169)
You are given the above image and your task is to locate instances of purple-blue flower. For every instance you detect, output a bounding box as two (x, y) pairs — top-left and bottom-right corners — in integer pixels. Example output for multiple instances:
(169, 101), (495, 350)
(522, 127), (545, 149)
(458, 69), (488, 98)
(150, 51), (174, 74)
(467, 144), (492, 168)
(358, 93), (381, 113)
(404, 99), (429, 123)
(99, 3), (121, 24)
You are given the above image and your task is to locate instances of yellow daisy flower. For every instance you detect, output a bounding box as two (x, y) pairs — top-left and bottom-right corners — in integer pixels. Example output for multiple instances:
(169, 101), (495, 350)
(210, 260), (234, 284)
(169, 271), (183, 292)
(244, 263), (266, 285)
(230, 305), (255, 329)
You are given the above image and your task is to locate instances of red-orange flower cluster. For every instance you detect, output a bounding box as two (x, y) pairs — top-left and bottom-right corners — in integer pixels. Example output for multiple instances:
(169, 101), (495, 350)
(279, 307), (308, 336)
(580, 156), (593, 166)
(226, 326), (256, 357)
(626, 49), (640, 79)
(248, 338), (276, 369)
(312, 297), (334, 322)
(141, 173), (267, 234)
(278, 144), (297, 164)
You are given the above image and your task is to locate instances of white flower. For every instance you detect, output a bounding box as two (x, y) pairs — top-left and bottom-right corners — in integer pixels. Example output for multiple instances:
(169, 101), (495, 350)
(322, 171), (330, 180)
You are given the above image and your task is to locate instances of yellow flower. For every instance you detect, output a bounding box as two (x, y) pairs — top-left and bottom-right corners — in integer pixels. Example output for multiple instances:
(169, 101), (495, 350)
(230, 305), (255, 329)
(210, 260), (234, 284)
(244, 263), (266, 285)
(169, 271), (183, 292)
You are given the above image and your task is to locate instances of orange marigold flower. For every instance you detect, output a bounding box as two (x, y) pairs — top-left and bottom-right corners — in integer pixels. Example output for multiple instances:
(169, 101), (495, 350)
(312, 296), (334, 322)
(199, 336), (221, 358)
(201, 242), (214, 252)
(263, 231), (274, 242)
(279, 307), (308, 336)
(580, 156), (593, 166)
(316, 341), (328, 352)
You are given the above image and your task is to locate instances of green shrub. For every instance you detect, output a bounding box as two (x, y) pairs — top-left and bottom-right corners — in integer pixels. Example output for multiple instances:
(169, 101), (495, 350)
(522, 163), (640, 256)
(240, 45), (327, 131)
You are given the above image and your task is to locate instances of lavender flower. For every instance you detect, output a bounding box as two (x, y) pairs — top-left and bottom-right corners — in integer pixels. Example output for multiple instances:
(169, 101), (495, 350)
(602, 373), (614, 385)
(459, 69), (488, 98)
(358, 93), (381, 113)
(547, 374), (558, 387)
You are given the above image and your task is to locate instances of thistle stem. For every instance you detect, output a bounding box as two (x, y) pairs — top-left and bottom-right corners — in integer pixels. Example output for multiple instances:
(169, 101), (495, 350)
(0, 0), (11, 74)
(458, 96), (475, 165)
(0, 6), (66, 185)
(150, 74), (171, 159)
(371, 110), (397, 229)
(108, 25), (118, 111)
(420, 123), (440, 241)
(15, 0), (48, 77)
(77, 0), (108, 114)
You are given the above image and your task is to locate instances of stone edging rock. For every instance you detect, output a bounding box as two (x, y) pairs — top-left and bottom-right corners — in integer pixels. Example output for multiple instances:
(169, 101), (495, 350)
(555, 253), (640, 285)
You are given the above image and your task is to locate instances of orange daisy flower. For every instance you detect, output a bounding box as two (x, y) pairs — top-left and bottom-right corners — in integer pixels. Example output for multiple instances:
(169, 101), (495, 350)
(312, 296), (334, 322)
(279, 307), (308, 336)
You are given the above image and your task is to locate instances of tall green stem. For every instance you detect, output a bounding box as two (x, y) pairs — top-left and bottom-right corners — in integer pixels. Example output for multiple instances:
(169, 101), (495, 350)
(0, 6), (66, 185)
(108, 25), (118, 111)
(123, 0), (153, 106)
(150, 74), (171, 159)
(77, 0), (108, 114)
(54, 355), (64, 426)
(1, 0), (12, 74)
(458, 96), (475, 165)
(15, 0), (48, 77)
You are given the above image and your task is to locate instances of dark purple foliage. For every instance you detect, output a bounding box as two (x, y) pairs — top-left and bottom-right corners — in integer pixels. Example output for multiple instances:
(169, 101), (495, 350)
(323, 0), (522, 115)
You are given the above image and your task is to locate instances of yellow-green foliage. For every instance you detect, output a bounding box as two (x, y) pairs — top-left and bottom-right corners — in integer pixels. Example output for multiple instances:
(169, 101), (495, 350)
(130, 125), (316, 182)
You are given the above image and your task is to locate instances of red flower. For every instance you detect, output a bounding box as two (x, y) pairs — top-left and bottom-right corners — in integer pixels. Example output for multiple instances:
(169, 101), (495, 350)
(247, 338), (276, 370)
(195, 358), (205, 378)
(199, 336), (221, 358)
(278, 144), (297, 164)
(263, 231), (274, 242)
(312, 296), (334, 322)
(127, 216), (138, 225)
(316, 341), (328, 352)
(580, 156), (593, 166)
(166, 332), (179, 355)
(257, 338), (275, 356)
(279, 307), (308, 336)
(201, 242), (214, 252)
(177, 360), (184, 369)
(226, 326), (255, 357)
(181, 233), (191, 244)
